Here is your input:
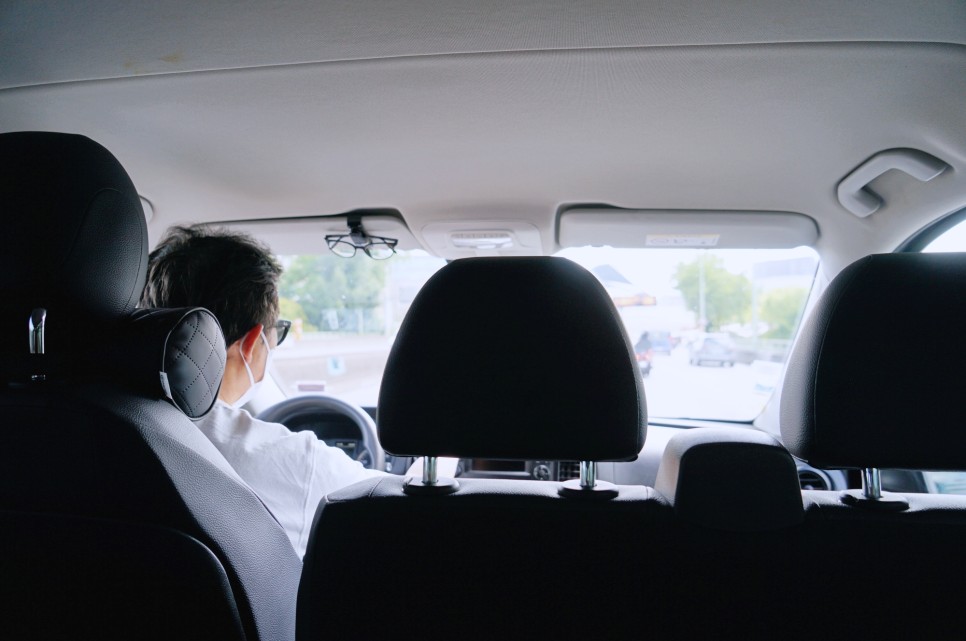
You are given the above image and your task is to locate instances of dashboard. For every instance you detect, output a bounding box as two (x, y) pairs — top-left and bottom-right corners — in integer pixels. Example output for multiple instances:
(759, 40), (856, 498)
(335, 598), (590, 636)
(456, 459), (582, 482)
(283, 403), (845, 491)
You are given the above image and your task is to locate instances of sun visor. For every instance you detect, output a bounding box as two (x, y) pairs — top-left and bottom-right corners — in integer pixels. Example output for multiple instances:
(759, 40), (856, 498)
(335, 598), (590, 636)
(217, 211), (421, 255)
(558, 209), (818, 249)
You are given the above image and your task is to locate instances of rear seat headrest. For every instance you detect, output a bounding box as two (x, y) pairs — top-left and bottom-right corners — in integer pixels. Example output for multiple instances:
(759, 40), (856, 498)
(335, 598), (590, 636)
(378, 257), (646, 461)
(781, 252), (966, 470)
(655, 427), (804, 531)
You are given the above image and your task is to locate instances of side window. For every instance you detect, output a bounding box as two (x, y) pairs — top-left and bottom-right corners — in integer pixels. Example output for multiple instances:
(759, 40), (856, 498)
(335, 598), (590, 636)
(921, 218), (966, 252)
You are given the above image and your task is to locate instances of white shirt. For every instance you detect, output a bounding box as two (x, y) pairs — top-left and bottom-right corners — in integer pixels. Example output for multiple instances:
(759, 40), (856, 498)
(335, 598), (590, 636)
(196, 400), (385, 558)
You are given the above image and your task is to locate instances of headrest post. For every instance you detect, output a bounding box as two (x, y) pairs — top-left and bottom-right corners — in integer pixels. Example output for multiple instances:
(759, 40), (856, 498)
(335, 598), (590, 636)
(423, 456), (439, 486)
(579, 461), (597, 489)
(560, 460), (617, 499)
(29, 308), (46, 355)
(405, 455), (459, 496)
(861, 467), (882, 501)
(28, 308), (47, 382)
(842, 466), (908, 511)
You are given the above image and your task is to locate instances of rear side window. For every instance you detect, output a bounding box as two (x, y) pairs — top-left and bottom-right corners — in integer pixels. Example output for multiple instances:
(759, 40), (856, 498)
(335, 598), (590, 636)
(922, 217), (966, 252)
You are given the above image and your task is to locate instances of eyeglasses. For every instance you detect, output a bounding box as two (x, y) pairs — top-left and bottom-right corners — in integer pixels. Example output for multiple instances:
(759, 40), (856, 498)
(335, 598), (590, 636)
(324, 220), (398, 260)
(274, 319), (292, 346)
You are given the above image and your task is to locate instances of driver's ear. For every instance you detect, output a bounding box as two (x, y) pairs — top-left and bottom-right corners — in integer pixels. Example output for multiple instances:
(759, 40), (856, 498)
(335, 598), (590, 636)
(237, 324), (264, 361)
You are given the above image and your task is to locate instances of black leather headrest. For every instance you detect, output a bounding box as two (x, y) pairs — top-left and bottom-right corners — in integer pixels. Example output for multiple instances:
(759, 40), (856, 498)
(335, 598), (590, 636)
(378, 257), (646, 461)
(781, 252), (966, 470)
(0, 132), (147, 359)
(655, 427), (804, 531)
(100, 308), (226, 419)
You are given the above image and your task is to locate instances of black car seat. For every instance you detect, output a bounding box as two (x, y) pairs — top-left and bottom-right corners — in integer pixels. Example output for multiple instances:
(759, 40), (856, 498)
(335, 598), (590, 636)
(654, 426), (809, 639)
(297, 257), (674, 640)
(656, 426), (805, 534)
(645, 253), (966, 639)
(0, 132), (301, 641)
(776, 251), (966, 638)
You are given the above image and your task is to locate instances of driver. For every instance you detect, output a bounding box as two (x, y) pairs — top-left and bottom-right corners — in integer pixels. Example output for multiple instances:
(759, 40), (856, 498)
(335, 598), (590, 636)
(141, 225), (387, 558)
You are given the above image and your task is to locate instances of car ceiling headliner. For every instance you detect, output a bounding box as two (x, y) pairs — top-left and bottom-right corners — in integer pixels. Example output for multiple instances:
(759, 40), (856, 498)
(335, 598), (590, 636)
(2, 0), (965, 273)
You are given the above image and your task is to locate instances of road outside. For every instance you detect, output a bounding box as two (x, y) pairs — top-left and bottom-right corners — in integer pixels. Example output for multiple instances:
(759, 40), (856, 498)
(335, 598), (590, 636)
(643, 348), (776, 420)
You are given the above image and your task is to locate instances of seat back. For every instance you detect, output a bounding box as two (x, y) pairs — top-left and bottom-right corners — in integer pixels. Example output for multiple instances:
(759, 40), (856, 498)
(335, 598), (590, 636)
(644, 252), (966, 639)
(654, 426), (812, 638)
(0, 132), (300, 641)
(298, 257), (670, 639)
(640, 254), (966, 638)
(1, 513), (244, 641)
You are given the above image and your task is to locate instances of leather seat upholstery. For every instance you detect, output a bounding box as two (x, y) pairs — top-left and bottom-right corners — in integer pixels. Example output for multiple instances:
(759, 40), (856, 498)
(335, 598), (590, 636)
(298, 257), (669, 640)
(0, 132), (300, 641)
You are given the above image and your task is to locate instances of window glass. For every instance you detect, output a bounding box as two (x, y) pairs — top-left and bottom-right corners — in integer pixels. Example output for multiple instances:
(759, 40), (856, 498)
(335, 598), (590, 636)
(922, 218), (966, 252)
(272, 250), (445, 406)
(922, 472), (966, 495)
(271, 246), (818, 421)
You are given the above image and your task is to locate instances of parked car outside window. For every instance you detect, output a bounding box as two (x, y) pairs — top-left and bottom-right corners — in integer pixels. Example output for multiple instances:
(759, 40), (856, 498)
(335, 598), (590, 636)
(688, 333), (737, 367)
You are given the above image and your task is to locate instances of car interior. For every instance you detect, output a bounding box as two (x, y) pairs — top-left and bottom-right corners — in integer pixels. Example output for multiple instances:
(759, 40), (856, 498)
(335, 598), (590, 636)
(2, 1), (966, 639)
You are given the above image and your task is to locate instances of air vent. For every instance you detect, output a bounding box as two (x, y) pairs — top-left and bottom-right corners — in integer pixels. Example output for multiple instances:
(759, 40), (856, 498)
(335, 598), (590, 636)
(798, 470), (829, 491)
(558, 461), (580, 481)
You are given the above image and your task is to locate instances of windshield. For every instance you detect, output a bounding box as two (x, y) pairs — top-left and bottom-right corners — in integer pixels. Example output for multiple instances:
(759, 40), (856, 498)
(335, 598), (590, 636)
(272, 247), (817, 421)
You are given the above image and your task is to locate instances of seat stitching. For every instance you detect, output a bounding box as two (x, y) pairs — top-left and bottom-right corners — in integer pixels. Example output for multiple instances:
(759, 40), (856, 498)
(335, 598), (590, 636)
(168, 314), (225, 415)
(171, 316), (208, 414)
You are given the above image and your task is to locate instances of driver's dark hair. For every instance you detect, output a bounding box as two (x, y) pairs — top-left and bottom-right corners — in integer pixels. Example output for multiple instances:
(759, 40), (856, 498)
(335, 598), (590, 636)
(141, 225), (283, 346)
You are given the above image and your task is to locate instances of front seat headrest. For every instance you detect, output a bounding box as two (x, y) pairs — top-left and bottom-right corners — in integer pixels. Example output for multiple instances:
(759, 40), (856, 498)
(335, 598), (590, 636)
(0, 131), (147, 356)
(781, 252), (966, 470)
(378, 256), (646, 461)
(655, 427), (804, 531)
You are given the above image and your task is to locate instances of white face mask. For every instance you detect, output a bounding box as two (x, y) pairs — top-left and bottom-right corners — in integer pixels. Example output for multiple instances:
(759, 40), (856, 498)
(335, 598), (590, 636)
(231, 330), (273, 409)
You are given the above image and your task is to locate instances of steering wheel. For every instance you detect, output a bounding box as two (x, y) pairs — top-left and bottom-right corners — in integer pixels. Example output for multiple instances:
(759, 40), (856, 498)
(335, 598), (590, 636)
(256, 394), (387, 472)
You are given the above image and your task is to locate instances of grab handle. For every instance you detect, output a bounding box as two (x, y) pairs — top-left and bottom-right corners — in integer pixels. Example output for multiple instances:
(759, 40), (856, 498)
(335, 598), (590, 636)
(837, 149), (948, 218)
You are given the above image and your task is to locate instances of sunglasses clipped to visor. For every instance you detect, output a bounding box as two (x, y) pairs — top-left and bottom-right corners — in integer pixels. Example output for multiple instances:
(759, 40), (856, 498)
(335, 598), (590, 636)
(324, 214), (398, 260)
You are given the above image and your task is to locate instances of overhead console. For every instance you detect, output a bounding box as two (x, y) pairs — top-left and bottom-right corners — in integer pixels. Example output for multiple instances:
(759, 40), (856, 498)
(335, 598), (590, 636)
(558, 207), (819, 249)
(419, 220), (545, 259)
